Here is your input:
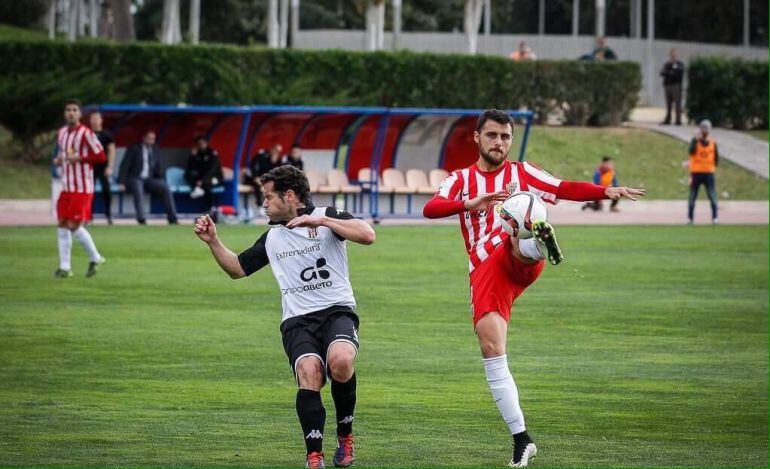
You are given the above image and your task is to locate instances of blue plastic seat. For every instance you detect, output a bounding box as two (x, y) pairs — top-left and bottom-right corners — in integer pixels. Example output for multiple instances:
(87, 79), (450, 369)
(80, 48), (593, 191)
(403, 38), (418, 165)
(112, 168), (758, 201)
(165, 166), (191, 193)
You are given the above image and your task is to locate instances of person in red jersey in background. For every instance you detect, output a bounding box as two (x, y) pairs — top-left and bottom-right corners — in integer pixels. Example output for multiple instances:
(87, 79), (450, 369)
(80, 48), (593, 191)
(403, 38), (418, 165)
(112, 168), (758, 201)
(423, 109), (645, 467)
(54, 100), (107, 278)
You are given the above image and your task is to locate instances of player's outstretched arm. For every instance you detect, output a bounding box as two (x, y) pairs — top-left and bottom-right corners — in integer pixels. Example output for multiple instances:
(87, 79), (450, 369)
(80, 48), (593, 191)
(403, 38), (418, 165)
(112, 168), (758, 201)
(604, 186), (646, 201)
(286, 215), (376, 245)
(423, 191), (508, 218)
(194, 214), (246, 279)
(555, 181), (646, 202)
(464, 191), (510, 211)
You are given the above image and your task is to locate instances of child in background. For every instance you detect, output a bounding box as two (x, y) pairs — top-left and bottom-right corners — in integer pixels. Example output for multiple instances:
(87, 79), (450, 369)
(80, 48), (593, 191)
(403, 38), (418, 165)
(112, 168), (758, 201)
(582, 156), (620, 212)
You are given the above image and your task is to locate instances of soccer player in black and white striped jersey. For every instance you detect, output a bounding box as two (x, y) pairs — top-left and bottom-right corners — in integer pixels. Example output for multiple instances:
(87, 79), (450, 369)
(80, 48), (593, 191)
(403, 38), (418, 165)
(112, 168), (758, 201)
(195, 165), (375, 469)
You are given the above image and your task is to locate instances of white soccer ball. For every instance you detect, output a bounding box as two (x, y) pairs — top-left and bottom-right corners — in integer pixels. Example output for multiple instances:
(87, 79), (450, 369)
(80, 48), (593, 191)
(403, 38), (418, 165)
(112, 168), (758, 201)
(499, 192), (548, 239)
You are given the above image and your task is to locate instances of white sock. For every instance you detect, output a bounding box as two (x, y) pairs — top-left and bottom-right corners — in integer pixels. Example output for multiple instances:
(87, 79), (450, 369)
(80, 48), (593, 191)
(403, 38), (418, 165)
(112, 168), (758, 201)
(57, 228), (72, 271)
(73, 227), (101, 262)
(518, 238), (545, 261)
(483, 354), (526, 435)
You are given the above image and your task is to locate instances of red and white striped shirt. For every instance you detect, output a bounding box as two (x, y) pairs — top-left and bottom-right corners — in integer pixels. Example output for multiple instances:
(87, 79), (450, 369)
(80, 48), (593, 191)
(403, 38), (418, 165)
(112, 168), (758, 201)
(57, 124), (106, 194)
(424, 160), (607, 273)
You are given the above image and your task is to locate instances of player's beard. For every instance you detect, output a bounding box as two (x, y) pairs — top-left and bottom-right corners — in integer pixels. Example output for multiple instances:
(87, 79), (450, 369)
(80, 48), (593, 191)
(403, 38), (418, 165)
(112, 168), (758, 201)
(480, 147), (507, 167)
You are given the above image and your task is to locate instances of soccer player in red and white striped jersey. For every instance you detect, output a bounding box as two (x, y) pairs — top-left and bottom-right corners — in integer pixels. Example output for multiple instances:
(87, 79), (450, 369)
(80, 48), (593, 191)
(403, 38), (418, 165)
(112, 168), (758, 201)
(54, 100), (107, 278)
(423, 109), (644, 467)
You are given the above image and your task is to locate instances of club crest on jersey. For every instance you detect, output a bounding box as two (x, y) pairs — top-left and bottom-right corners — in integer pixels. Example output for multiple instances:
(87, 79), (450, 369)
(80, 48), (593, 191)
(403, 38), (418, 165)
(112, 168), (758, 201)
(506, 182), (518, 194)
(307, 227), (318, 239)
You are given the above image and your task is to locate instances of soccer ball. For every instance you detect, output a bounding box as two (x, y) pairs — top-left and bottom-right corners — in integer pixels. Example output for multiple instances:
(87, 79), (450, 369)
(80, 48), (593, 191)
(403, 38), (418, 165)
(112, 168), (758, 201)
(499, 192), (548, 239)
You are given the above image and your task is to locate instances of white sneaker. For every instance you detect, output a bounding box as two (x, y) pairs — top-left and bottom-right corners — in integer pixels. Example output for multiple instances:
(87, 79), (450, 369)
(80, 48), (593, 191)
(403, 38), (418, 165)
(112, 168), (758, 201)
(712, 218), (719, 225)
(190, 186), (205, 199)
(509, 442), (537, 468)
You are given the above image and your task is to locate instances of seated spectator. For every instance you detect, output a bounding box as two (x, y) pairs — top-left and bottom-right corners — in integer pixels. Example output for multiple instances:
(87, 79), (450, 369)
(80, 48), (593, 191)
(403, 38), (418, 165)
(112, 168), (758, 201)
(590, 36), (617, 61)
(509, 41), (536, 61)
(118, 130), (178, 225)
(282, 144), (304, 171)
(185, 135), (224, 217)
(244, 144), (283, 213)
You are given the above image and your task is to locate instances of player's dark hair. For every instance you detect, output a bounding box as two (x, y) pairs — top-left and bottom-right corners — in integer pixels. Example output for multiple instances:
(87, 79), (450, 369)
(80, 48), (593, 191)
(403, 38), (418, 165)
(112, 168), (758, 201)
(602, 156), (612, 162)
(195, 135), (207, 142)
(476, 109), (513, 132)
(260, 165), (311, 205)
(64, 99), (81, 109)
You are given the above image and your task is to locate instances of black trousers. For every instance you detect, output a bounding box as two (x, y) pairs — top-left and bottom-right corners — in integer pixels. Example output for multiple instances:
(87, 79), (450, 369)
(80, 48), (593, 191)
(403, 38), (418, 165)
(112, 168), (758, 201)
(92, 164), (112, 218)
(185, 174), (220, 210)
(664, 83), (682, 124)
(688, 173), (718, 220)
(127, 177), (178, 222)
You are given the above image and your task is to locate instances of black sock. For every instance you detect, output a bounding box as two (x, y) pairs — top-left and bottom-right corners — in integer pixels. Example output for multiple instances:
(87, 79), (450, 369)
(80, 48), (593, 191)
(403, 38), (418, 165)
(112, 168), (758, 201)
(513, 430), (532, 446)
(331, 373), (357, 437)
(296, 389), (325, 454)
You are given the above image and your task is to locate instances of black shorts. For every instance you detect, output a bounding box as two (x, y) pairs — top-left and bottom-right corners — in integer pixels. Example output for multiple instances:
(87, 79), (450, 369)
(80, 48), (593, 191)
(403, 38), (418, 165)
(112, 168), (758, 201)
(280, 307), (360, 380)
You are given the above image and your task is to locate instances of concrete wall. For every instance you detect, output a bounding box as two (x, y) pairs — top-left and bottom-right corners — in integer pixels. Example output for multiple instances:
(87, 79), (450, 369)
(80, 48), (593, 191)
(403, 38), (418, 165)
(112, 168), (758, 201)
(294, 30), (768, 108)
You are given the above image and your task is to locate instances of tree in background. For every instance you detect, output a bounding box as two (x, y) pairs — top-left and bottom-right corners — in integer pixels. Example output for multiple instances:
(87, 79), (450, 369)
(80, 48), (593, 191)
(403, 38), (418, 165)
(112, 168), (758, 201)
(111, 0), (136, 40)
(134, 0), (266, 44)
(0, 0), (48, 29)
(160, 0), (182, 43)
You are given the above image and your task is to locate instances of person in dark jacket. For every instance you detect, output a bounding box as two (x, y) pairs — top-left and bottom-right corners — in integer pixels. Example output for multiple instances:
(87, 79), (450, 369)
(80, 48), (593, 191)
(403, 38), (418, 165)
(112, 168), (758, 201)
(245, 144), (284, 214)
(186, 135), (224, 214)
(282, 144), (305, 171)
(118, 130), (178, 225)
(660, 48), (685, 125)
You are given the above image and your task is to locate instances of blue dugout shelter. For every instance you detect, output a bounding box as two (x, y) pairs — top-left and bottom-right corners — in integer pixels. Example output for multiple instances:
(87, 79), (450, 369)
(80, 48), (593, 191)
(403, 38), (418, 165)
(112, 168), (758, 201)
(81, 105), (534, 219)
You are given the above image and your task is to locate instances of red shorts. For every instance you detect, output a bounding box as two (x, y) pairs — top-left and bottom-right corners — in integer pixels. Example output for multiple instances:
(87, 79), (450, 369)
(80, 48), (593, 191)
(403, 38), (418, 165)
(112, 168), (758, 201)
(56, 192), (93, 223)
(469, 242), (545, 326)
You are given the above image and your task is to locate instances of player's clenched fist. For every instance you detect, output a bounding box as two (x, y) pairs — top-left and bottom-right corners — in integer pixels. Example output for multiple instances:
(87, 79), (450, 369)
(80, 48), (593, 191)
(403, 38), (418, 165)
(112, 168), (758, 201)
(194, 214), (217, 243)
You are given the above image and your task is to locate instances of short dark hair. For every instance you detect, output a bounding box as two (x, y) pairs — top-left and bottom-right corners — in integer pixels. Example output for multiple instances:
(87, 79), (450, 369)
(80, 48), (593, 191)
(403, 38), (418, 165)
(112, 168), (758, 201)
(64, 99), (81, 109)
(259, 165), (311, 205)
(195, 135), (207, 142)
(476, 109), (513, 132)
(602, 156), (613, 162)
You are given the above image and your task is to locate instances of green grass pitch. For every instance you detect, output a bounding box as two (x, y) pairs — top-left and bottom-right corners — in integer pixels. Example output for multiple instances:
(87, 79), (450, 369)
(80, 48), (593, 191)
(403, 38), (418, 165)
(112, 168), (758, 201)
(0, 224), (767, 467)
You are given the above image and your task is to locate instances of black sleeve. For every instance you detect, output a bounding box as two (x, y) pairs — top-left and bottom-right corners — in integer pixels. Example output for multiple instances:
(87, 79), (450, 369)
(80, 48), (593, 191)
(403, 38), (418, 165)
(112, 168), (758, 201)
(237, 230), (270, 276)
(325, 206), (355, 241)
(103, 131), (114, 146)
(714, 143), (719, 166)
(203, 151), (222, 180)
(186, 152), (196, 172)
(118, 146), (134, 184)
(688, 138), (697, 155)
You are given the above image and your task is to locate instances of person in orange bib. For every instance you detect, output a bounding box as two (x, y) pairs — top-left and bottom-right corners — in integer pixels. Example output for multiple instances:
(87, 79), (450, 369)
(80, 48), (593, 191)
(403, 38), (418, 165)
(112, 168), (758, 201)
(687, 119), (719, 224)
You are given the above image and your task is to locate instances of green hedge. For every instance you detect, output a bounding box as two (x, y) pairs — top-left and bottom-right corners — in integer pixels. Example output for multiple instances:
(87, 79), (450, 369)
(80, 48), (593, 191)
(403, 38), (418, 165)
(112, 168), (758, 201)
(687, 57), (768, 130)
(0, 39), (641, 153)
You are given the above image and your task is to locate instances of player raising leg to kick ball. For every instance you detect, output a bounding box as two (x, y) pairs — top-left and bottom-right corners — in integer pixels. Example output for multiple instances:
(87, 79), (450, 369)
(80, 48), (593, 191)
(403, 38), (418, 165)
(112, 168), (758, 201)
(423, 109), (644, 467)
